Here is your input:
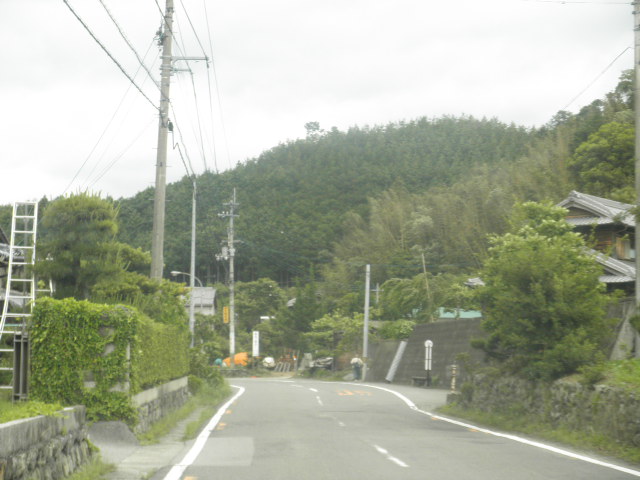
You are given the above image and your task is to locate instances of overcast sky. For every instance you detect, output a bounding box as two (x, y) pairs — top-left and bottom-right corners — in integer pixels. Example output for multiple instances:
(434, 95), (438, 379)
(0, 0), (632, 205)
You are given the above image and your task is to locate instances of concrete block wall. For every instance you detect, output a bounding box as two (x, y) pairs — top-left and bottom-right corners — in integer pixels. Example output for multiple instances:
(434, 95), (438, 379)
(0, 406), (92, 480)
(132, 376), (190, 434)
(368, 318), (486, 386)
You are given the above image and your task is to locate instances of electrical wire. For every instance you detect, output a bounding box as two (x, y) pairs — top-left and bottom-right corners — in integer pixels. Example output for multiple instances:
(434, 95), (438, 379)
(63, 39), (159, 196)
(561, 46), (632, 111)
(186, 71), (209, 172)
(202, 0), (229, 172)
(178, 0), (208, 58)
(97, 0), (160, 89)
(522, 0), (629, 4)
(169, 110), (197, 178)
(88, 118), (156, 188)
(172, 10), (209, 172)
(62, 0), (159, 111)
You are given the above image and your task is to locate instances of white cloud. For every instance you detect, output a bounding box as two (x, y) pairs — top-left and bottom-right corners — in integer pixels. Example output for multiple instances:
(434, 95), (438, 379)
(0, 0), (632, 204)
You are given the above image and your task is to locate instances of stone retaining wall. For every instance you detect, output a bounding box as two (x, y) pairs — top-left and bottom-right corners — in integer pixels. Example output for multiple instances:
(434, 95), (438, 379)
(458, 374), (640, 448)
(132, 376), (190, 434)
(0, 406), (92, 480)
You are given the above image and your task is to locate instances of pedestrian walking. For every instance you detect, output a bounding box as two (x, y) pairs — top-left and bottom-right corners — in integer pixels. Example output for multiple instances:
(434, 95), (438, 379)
(351, 354), (364, 380)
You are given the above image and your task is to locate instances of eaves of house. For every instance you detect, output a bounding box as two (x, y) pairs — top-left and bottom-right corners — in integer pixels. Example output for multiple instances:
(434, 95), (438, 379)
(557, 190), (634, 228)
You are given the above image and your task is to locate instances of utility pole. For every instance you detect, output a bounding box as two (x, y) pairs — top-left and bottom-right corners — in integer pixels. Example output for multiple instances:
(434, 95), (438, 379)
(363, 264), (371, 380)
(189, 180), (197, 347)
(150, 0), (174, 280)
(217, 189), (239, 365)
(634, 1), (640, 307)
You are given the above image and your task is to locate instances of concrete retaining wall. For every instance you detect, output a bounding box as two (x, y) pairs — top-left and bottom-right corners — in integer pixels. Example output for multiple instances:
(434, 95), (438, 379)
(368, 318), (486, 386)
(0, 406), (92, 480)
(132, 376), (189, 434)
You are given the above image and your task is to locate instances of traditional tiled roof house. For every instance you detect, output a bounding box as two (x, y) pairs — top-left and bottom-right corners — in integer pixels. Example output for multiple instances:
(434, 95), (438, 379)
(557, 191), (635, 294)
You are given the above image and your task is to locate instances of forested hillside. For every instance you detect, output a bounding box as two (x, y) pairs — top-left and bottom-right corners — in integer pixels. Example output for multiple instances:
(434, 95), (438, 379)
(114, 70), (633, 294)
(117, 117), (531, 282)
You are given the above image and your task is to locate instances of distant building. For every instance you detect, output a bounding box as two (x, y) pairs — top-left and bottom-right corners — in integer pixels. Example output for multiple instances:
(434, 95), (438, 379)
(190, 287), (216, 315)
(557, 190), (635, 294)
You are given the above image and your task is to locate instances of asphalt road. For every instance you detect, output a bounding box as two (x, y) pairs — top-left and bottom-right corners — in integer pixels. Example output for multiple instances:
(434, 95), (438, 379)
(150, 378), (640, 480)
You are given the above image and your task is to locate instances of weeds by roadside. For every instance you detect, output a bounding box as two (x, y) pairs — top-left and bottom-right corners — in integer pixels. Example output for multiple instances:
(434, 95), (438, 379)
(137, 381), (231, 445)
(441, 397), (640, 465)
(62, 458), (115, 480)
(0, 397), (63, 423)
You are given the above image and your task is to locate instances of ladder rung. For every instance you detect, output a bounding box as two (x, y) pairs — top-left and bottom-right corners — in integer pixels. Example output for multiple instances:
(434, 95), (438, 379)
(4, 313), (31, 317)
(0, 367), (13, 372)
(0, 386), (12, 390)
(12, 231), (35, 234)
(7, 296), (33, 300)
(0, 349), (14, 353)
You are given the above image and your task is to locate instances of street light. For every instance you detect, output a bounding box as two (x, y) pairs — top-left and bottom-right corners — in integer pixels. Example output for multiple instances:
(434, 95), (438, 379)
(170, 271), (203, 347)
(170, 270), (203, 287)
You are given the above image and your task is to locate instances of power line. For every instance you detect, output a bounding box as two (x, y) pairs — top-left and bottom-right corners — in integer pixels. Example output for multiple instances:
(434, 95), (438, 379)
(88, 118), (156, 188)
(168, 110), (197, 178)
(188, 72), (209, 172)
(522, 0), (629, 4)
(97, 0), (160, 89)
(63, 40), (159, 196)
(178, 0), (208, 58)
(63, 0), (159, 111)
(561, 46), (632, 111)
(171, 11), (209, 173)
(202, 0), (229, 172)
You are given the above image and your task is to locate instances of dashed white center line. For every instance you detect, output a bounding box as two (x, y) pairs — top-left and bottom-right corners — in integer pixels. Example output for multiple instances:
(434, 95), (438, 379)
(316, 395), (324, 406)
(309, 387), (319, 392)
(373, 444), (409, 468)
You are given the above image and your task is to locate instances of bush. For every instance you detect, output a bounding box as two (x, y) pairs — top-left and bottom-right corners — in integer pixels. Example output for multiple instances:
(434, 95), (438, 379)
(188, 375), (204, 396)
(377, 320), (415, 340)
(189, 348), (224, 387)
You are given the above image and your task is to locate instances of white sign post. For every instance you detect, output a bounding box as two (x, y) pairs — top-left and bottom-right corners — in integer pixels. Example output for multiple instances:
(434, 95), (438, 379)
(424, 340), (433, 386)
(252, 331), (260, 358)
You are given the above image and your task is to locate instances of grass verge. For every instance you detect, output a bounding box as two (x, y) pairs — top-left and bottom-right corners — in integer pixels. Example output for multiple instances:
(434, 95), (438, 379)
(137, 381), (232, 445)
(439, 403), (640, 465)
(62, 457), (115, 480)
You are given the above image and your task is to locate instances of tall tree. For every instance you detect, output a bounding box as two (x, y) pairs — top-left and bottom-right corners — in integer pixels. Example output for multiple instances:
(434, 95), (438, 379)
(36, 194), (120, 299)
(476, 202), (612, 380)
(568, 121), (634, 202)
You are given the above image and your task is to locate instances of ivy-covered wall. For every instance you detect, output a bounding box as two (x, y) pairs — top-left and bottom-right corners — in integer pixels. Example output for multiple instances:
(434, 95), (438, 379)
(30, 298), (189, 424)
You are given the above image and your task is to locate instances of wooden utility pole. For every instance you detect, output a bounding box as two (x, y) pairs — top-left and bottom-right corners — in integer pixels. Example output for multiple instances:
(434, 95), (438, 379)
(151, 0), (174, 280)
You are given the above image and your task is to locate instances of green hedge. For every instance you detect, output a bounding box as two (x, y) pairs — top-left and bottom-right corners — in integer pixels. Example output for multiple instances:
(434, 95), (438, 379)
(135, 315), (189, 390)
(30, 297), (189, 424)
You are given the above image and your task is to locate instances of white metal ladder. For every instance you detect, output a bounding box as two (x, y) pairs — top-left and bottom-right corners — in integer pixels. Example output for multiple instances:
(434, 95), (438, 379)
(0, 201), (38, 398)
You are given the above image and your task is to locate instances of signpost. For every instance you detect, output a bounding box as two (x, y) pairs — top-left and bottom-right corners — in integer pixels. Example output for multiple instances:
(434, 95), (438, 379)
(252, 331), (260, 358)
(424, 340), (433, 387)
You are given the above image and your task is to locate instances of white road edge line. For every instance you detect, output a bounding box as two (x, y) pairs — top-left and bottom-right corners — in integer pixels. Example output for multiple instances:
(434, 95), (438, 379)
(345, 382), (640, 478)
(373, 444), (409, 468)
(162, 385), (246, 480)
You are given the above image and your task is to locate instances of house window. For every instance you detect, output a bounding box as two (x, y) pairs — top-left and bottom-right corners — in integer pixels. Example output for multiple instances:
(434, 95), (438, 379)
(615, 236), (635, 260)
